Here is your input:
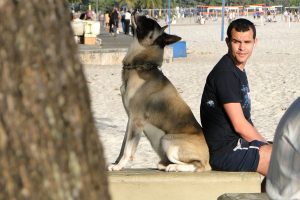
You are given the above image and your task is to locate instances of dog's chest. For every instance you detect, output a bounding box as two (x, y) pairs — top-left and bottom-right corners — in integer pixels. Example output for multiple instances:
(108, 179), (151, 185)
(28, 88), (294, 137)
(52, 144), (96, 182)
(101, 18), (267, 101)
(122, 70), (145, 109)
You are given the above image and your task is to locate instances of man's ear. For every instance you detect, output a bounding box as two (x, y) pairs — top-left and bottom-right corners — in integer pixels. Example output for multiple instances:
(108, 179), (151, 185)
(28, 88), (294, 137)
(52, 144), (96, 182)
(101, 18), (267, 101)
(163, 33), (181, 46)
(225, 37), (230, 47)
(225, 37), (232, 54)
(254, 38), (258, 47)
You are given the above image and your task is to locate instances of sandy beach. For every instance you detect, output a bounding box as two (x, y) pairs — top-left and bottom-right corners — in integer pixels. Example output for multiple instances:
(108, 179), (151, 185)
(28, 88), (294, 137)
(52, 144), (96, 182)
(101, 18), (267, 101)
(84, 17), (300, 168)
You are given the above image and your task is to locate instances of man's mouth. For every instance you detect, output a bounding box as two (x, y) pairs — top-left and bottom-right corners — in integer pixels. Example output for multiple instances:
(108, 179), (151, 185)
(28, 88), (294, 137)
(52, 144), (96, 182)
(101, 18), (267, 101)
(237, 53), (247, 57)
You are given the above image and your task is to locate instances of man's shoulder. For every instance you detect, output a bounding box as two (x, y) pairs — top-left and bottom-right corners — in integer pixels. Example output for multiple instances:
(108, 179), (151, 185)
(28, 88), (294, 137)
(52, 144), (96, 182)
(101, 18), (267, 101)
(213, 54), (235, 72)
(208, 57), (237, 80)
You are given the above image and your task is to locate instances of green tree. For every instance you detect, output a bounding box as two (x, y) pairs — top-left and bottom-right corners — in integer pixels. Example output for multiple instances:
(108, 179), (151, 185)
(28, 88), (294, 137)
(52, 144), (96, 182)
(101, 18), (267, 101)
(118, 0), (163, 9)
(118, 0), (136, 9)
(175, 0), (298, 6)
(139, 0), (163, 8)
(69, 0), (83, 3)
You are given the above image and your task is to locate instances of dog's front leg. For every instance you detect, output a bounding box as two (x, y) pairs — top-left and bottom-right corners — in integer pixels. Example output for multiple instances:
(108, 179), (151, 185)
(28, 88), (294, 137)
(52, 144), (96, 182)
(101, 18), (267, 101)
(120, 84), (129, 116)
(108, 118), (142, 171)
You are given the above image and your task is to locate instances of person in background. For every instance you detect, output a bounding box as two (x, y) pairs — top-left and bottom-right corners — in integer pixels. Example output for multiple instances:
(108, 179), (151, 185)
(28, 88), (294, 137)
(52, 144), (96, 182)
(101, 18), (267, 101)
(104, 11), (110, 32)
(124, 10), (131, 35)
(79, 12), (86, 20)
(284, 10), (288, 22)
(99, 12), (104, 27)
(266, 98), (300, 199)
(79, 10), (92, 20)
(109, 8), (119, 36)
(121, 9), (126, 33)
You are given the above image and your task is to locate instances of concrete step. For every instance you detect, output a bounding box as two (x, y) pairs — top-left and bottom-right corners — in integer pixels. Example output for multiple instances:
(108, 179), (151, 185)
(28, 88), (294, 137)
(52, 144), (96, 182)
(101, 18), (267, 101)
(218, 193), (268, 200)
(108, 169), (261, 200)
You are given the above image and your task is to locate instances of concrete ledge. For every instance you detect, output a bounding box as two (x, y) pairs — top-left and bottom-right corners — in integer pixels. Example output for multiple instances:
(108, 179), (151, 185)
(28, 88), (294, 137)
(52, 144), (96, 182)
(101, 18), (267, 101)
(218, 193), (268, 200)
(108, 169), (261, 200)
(78, 45), (174, 66)
(78, 47), (127, 65)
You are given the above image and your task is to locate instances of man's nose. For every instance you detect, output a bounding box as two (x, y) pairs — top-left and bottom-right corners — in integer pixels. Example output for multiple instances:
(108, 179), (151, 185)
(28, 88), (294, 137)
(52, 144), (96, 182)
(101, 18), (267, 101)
(238, 42), (245, 50)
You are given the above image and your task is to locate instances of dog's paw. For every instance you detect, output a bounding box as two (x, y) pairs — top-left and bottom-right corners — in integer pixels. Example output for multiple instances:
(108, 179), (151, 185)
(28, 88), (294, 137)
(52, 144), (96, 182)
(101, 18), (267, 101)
(165, 164), (196, 172)
(157, 163), (167, 171)
(108, 164), (123, 171)
(165, 164), (179, 172)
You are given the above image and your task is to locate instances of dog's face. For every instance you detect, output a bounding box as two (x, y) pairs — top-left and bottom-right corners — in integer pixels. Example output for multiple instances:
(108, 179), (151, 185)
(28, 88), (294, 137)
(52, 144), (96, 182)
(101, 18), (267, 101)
(132, 15), (181, 48)
(123, 14), (181, 66)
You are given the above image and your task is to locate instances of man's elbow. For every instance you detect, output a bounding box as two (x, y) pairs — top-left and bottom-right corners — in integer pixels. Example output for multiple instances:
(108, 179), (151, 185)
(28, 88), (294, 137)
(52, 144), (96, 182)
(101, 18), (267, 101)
(233, 125), (242, 134)
(232, 121), (247, 135)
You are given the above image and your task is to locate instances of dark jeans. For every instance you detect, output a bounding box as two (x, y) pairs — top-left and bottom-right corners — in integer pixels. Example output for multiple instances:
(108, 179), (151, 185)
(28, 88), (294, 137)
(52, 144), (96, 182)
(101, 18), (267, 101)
(124, 20), (130, 34)
(109, 21), (118, 34)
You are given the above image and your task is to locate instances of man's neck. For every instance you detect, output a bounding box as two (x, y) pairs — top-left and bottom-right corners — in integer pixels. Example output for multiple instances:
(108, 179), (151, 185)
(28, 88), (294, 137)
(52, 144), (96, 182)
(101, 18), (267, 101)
(227, 53), (246, 71)
(236, 64), (245, 71)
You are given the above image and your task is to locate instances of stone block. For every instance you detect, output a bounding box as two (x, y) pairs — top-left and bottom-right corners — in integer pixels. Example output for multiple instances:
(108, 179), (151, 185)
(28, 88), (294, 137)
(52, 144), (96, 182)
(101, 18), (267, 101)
(108, 169), (261, 200)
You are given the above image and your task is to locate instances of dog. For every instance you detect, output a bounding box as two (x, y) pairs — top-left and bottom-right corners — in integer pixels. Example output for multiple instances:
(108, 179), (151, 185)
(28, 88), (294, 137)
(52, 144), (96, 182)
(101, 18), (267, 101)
(108, 14), (211, 172)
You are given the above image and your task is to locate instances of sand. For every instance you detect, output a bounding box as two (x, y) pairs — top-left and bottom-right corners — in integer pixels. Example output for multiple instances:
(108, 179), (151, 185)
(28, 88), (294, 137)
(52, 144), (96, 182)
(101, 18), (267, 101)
(84, 17), (300, 168)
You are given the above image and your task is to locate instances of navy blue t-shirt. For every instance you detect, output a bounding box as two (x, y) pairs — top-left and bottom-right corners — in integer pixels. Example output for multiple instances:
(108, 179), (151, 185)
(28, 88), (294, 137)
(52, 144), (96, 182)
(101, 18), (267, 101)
(200, 54), (252, 154)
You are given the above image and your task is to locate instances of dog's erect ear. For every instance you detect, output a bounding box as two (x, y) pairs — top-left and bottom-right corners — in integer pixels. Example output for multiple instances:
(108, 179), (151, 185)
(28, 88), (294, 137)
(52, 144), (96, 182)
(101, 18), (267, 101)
(161, 25), (168, 31)
(163, 34), (181, 46)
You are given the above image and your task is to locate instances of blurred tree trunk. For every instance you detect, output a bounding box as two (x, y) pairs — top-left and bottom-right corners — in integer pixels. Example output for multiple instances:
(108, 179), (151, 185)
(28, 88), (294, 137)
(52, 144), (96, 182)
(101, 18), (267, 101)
(0, 1), (110, 200)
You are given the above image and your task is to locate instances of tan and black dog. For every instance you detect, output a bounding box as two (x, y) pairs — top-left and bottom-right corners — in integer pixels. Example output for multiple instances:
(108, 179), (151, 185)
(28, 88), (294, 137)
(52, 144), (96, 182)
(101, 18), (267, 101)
(108, 14), (211, 172)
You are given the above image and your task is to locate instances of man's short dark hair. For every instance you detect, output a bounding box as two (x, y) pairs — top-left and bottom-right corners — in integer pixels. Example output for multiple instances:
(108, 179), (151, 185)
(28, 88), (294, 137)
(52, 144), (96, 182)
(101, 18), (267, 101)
(227, 18), (256, 40)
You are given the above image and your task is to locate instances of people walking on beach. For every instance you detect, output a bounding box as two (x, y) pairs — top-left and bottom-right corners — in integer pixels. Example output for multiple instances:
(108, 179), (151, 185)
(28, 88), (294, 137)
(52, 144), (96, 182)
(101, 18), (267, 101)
(104, 11), (110, 32)
(294, 11), (299, 22)
(109, 8), (119, 36)
(99, 12), (104, 27)
(121, 9), (126, 33)
(228, 11), (233, 23)
(284, 10), (288, 22)
(200, 18), (272, 176)
(267, 10), (272, 22)
(266, 98), (300, 199)
(124, 10), (131, 35)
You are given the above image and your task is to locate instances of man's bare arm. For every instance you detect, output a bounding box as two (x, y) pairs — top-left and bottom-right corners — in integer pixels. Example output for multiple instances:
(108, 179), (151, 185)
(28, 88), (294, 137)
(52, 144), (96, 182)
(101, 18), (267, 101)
(223, 103), (267, 143)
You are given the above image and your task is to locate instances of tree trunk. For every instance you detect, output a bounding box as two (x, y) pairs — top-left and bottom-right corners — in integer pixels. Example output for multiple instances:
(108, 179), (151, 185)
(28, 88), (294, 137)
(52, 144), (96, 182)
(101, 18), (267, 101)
(0, 1), (110, 199)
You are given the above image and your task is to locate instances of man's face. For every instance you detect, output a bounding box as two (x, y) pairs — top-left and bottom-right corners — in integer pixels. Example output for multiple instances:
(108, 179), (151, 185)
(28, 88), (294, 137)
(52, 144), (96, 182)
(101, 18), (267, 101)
(226, 28), (257, 69)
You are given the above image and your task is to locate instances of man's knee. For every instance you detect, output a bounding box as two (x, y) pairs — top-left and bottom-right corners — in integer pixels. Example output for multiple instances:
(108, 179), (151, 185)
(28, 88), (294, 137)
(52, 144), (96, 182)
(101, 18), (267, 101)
(257, 144), (272, 175)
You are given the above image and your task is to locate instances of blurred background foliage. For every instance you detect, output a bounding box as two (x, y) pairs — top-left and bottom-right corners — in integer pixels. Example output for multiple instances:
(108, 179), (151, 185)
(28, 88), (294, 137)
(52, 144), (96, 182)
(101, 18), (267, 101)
(68, 0), (300, 12)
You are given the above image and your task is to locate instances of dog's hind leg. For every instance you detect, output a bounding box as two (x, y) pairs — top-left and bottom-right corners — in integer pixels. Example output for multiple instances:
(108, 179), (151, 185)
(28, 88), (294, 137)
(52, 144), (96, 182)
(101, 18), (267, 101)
(161, 134), (211, 172)
(157, 158), (172, 171)
(163, 146), (199, 172)
(158, 158), (197, 172)
(108, 118), (143, 171)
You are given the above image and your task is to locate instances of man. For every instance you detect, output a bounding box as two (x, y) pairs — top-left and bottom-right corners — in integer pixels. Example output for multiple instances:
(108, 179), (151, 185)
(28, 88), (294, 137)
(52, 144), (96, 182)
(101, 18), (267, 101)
(109, 8), (119, 36)
(267, 98), (300, 199)
(124, 10), (131, 35)
(200, 18), (272, 176)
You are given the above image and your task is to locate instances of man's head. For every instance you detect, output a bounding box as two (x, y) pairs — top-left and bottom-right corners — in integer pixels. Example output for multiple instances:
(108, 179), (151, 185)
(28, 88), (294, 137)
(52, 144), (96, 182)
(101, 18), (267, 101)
(227, 18), (256, 40)
(226, 18), (257, 69)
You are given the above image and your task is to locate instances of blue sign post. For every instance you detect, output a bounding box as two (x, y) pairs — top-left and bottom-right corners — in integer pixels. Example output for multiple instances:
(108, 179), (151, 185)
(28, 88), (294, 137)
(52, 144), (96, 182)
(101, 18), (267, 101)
(168, 0), (171, 33)
(221, 0), (226, 41)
